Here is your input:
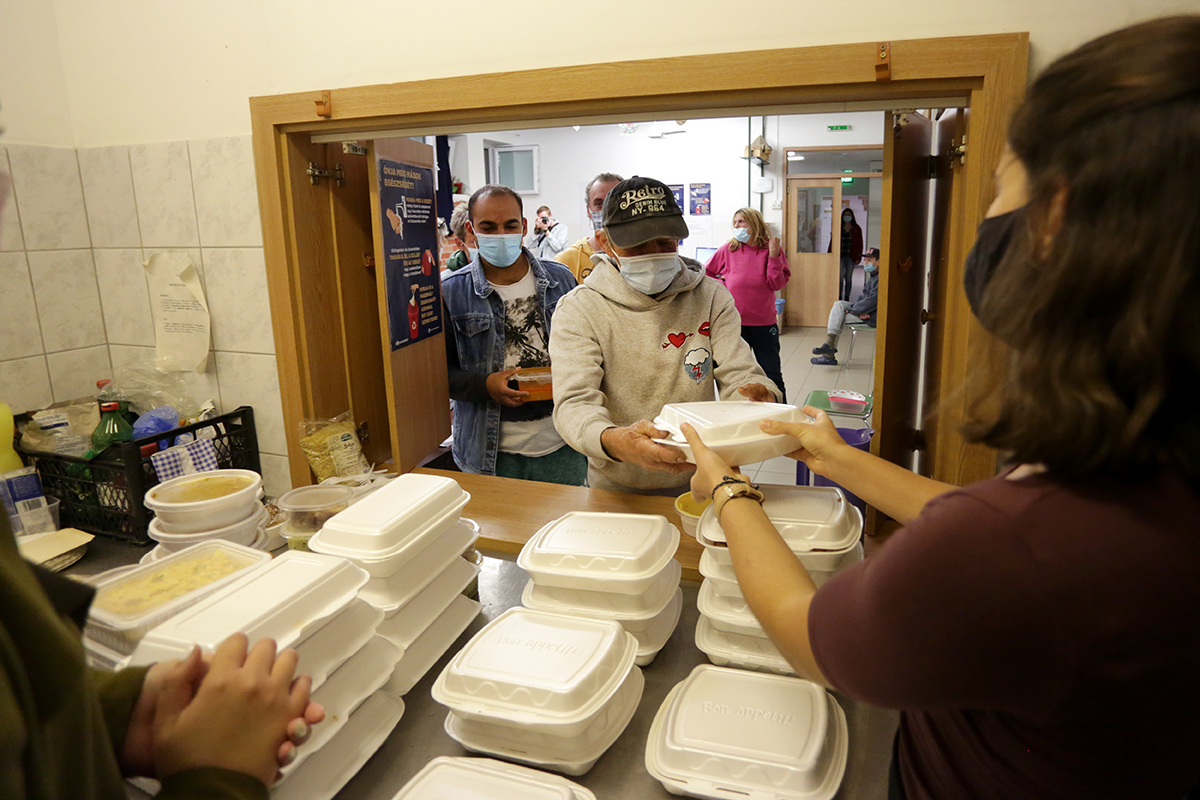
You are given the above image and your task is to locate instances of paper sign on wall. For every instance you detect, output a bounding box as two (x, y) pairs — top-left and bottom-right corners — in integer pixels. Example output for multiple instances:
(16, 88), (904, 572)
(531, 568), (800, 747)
(689, 183), (711, 216)
(145, 251), (210, 373)
(378, 158), (443, 351)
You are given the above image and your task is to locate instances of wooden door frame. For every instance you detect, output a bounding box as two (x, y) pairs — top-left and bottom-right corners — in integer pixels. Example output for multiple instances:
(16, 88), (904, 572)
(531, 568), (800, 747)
(250, 32), (1028, 488)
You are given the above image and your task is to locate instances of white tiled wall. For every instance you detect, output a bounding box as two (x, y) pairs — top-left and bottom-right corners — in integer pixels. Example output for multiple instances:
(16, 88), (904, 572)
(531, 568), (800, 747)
(0, 137), (291, 498)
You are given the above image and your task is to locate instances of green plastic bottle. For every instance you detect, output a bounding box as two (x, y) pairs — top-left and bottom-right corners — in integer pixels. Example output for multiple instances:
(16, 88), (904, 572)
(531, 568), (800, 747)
(90, 402), (134, 458)
(0, 402), (23, 473)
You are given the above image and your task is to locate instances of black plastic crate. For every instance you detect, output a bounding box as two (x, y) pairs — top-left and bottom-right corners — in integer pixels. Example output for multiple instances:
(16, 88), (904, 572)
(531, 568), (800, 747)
(16, 406), (260, 544)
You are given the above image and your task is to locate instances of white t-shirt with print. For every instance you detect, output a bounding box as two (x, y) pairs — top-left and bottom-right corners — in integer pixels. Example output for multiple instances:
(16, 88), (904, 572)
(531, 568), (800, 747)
(489, 269), (564, 457)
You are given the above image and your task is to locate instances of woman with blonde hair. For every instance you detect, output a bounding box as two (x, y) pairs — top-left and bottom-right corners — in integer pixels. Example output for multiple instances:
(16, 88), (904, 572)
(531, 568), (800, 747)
(704, 207), (790, 398)
(685, 15), (1200, 799)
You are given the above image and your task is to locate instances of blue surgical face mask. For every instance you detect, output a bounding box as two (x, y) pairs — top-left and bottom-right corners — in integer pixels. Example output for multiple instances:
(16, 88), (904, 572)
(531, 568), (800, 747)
(611, 251), (682, 295)
(475, 233), (523, 268)
(733, 227), (751, 243)
(864, 261), (878, 274)
(590, 210), (605, 231)
(468, 247), (479, 261)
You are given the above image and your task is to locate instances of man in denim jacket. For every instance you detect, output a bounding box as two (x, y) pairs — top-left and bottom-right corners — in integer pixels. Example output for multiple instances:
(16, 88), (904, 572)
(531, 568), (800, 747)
(442, 185), (586, 485)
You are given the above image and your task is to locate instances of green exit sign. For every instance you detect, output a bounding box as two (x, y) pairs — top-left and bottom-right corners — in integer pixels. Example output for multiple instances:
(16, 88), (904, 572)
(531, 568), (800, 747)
(827, 125), (852, 131)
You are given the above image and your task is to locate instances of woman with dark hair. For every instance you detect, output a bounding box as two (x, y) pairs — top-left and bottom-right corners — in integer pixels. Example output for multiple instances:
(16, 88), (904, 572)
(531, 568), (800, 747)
(681, 16), (1200, 800)
(704, 207), (790, 399)
(828, 207), (863, 300)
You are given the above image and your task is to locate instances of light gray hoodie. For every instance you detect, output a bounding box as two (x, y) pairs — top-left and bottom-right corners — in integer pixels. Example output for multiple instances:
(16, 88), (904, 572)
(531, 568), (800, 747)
(549, 256), (780, 492)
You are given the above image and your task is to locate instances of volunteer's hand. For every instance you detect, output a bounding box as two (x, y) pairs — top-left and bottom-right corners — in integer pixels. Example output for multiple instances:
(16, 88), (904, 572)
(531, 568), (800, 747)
(600, 421), (695, 474)
(760, 407), (847, 477)
(768, 236), (782, 257)
(680, 423), (744, 500)
(153, 636), (311, 787)
(486, 367), (529, 407)
(737, 383), (775, 403)
(122, 654), (325, 778)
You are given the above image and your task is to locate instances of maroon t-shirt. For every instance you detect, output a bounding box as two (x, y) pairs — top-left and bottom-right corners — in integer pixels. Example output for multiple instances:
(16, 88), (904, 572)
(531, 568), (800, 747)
(810, 471), (1200, 799)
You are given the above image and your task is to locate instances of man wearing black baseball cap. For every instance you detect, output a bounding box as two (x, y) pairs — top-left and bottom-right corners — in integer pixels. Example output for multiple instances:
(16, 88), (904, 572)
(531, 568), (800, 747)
(811, 246), (881, 366)
(549, 176), (781, 494)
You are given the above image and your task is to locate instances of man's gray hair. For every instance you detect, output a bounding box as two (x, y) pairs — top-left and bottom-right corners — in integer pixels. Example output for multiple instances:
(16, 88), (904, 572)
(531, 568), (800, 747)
(585, 173), (624, 204)
(449, 203), (470, 240)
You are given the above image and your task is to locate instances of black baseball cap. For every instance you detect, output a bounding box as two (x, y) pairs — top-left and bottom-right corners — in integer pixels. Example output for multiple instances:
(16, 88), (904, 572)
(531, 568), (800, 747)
(864, 247), (881, 260)
(601, 176), (689, 248)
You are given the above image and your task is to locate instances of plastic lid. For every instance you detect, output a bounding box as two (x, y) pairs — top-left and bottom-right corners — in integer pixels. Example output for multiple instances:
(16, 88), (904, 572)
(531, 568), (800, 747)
(277, 484), (354, 512)
(521, 559), (681, 621)
(646, 664), (847, 800)
(517, 512), (680, 591)
(127, 550), (368, 666)
(397, 757), (596, 800)
(432, 607), (637, 730)
(89, 541), (269, 630)
(311, 473), (470, 556)
(697, 485), (859, 552)
(653, 401), (806, 444)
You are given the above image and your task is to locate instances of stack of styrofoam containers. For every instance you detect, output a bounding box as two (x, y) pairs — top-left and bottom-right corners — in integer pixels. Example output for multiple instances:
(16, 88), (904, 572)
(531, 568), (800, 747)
(394, 757), (597, 800)
(82, 541), (272, 670)
(646, 664), (848, 800)
(433, 607), (642, 775)
(309, 473), (482, 695)
(517, 511), (683, 666)
(694, 485), (863, 676)
(124, 550), (404, 800)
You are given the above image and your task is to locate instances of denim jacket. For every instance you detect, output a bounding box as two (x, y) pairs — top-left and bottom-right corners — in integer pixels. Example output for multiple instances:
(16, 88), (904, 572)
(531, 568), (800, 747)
(442, 250), (577, 474)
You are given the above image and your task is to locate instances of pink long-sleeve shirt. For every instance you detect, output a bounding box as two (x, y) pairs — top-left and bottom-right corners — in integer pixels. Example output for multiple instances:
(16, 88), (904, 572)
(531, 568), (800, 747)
(703, 242), (791, 326)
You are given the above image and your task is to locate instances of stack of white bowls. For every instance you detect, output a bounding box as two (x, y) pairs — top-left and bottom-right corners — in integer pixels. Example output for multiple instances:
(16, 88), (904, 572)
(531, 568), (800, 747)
(394, 756), (596, 800)
(126, 549), (404, 800)
(518, 511), (683, 666)
(646, 664), (848, 800)
(694, 485), (863, 676)
(309, 472), (482, 695)
(143, 469), (270, 560)
(433, 607), (642, 775)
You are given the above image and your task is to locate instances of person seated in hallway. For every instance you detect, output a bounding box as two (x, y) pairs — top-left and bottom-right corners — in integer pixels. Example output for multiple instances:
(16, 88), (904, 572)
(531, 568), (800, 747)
(828, 208), (864, 301)
(0, 509), (325, 800)
(525, 204), (570, 260)
(555, 172), (623, 282)
(704, 207), (791, 399)
(442, 202), (476, 274)
(549, 175), (780, 496)
(442, 184), (586, 486)
(811, 247), (879, 366)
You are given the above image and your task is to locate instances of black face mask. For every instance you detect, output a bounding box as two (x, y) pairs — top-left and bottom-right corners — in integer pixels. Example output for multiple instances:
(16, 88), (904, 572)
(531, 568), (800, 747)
(963, 208), (1021, 321)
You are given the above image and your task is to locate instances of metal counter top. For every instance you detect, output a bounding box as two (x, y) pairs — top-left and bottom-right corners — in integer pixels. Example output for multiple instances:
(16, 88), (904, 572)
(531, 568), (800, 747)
(335, 553), (898, 800)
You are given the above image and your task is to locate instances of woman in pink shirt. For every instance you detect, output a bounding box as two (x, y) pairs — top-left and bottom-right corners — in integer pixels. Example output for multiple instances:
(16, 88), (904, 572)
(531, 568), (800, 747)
(704, 208), (791, 399)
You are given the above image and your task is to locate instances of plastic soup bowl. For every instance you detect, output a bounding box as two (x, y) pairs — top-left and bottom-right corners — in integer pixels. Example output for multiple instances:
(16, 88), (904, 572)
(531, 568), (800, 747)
(144, 469), (264, 533)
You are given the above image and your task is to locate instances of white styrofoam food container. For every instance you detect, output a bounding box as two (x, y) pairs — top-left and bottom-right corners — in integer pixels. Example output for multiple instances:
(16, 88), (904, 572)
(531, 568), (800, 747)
(271, 690), (404, 800)
(651, 401), (810, 464)
(148, 503), (266, 550)
(143, 469), (264, 533)
(521, 559), (681, 620)
(281, 635), (401, 777)
(518, 512), (680, 596)
(699, 543), (863, 595)
(695, 615), (796, 676)
(308, 473), (469, 566)
(393, 757), (596, 800)
(697, 579), (766, 638)
(294, 598), (384, 690)
(86, 541), (269, 649)
(645, 665), (847, 800)
(697, 485), (860, 552)
(376, 555), (479, 649)
(385, 593), (481, 695)
(359, 519), (478, 612)
(432, 607), (637, 737)
(127, 550), (369, 666)
(445, 665), (644, 776)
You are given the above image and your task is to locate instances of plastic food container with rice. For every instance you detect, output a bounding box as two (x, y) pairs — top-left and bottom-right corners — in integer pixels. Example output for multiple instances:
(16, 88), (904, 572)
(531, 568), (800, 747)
(85, 541), (270, 653)
(646, 664), (848, 800)
(308, 473), (470, 576)
(651, 401), (812, 465)
(276, 484), (354, 551)
(433, 607), (642, 774)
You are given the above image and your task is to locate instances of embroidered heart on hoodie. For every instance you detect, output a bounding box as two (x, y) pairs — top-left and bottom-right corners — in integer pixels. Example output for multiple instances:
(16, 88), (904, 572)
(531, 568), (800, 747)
(698, 322), (711, 337)
(667, 332), (688, 348)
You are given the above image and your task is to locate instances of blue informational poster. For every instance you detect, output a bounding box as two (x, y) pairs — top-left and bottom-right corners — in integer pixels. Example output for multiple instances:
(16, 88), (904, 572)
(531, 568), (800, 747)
(689, 183), (711, 216)
(379, 159), (443, 351)
(668, 184), (685, 210)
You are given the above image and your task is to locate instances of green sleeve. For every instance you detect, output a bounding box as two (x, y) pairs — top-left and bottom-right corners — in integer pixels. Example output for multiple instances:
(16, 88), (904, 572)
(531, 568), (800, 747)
(89, 665), (150, 756)
(158, 768), (268, 800)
